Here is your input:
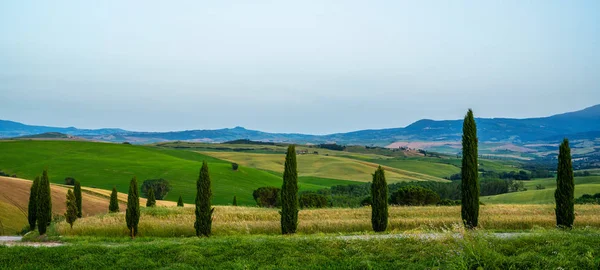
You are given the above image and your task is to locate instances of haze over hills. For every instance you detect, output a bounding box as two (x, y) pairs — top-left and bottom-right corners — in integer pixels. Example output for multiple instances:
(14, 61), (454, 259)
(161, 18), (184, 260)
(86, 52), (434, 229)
(2, 104), (599, 147)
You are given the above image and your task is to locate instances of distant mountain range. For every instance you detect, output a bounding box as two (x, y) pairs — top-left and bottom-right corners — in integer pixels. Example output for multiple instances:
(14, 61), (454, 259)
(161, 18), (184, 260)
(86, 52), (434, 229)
(2, 104), (600, 146)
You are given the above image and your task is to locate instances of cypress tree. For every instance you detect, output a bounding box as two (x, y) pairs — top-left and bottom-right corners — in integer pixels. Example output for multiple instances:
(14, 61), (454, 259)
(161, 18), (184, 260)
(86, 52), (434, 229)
(27, 177), (40, 231)
(65, 189), (77, 229)
(37, 170), (52, 235)
(177, 195), (184, 207)
(280, 145), (299, 234)
(555, 138), (575, 228)
(233, 195), (237, 206)
(371, 166), (388, 232)
(146, 188), (156, 207)
(109, 187), (119, 213)
(195, 161), (214, 237)
(74, 181), (82, 218)
(461, 109), (480, 229)
(126, 177), (140, 238)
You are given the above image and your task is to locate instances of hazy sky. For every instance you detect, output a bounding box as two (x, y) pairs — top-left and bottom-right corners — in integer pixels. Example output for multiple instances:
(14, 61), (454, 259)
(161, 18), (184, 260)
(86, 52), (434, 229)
(1, 1), (598, 134)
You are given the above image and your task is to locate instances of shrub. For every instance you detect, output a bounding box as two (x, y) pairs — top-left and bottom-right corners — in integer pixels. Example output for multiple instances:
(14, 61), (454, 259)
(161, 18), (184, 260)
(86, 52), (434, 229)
(141, 179), (171, 200)
(299, 193), (328, 208)
(535, 184), (546, 190)
(437, 199), (461, 206)
(253, 187), (281, 208)
(360, 196), (372, 206)
(575, 193), (600, 204)
(64, 177), (75, 186)
(231, 163), (239, 171)
(390, 186), (440, 206)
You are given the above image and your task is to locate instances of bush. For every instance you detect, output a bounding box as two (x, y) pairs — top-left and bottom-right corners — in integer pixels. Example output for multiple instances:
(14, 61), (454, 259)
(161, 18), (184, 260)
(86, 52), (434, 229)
(535, 184), (546, 190)
(390, 186), (440, 206)
(231, 163), (239, 171)
(252, 187), (281, 208)
(575, 193), (600, 204)
(299, 193), (328, 208)
(64, 177), (76, 186)
(360, 196), (372, 206)
(141, 179), (171, 200)
(437, 199), (461, 206)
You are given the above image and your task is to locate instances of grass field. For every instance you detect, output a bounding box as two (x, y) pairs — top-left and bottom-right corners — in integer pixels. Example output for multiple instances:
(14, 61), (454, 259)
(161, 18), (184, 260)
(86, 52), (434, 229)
(54, 204), (600, 237)
(0, 141), (360, 206)
(372, 158), (460, 178)
(201, 151), (448, 182)
(4, 231), (600, 269)
(482, 176), (600, 204)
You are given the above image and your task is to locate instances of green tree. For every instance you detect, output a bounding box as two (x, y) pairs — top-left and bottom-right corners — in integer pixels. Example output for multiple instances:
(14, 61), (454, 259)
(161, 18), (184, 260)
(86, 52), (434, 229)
(280, 145), (299, 234)
(109, 187), (119, 213)
(27, 176), (40, 231)
(74, 180), (82, 218)
(64, 189), (78, 229)
(177, 195), (184, 207)
(555, 138), (575, 228)
(37, 170), (52, 235)
(126, 177), (140, 238)
(461, 109), (480, 229)
(195, 161), (214, 237)
(146, 188), (156, 207)
(233, 195), (237, 206)
(371, 166), (388, 232)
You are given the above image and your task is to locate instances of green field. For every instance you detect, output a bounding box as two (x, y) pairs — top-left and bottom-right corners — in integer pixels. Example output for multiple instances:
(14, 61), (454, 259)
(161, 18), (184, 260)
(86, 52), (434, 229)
(372, 158), (460, 178)
(0, 141), (360, 205)
(481, 176), (600, 204)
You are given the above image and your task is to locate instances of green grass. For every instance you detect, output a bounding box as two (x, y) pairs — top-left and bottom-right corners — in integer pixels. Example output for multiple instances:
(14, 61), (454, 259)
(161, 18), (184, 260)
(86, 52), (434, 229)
(3, 231), (600, 269)
(482, 176), (600, 204)
(0, 141), (360, 206)
(372, 158), (461, 178)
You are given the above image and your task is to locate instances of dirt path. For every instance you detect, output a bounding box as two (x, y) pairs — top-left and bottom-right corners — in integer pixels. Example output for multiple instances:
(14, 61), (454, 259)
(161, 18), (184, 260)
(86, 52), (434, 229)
(0, 236), (64, 247)
(337, 232), (534, 240)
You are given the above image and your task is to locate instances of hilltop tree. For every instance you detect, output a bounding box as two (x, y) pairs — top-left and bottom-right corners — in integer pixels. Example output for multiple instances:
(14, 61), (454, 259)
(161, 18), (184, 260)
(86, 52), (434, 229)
(27, 176), (40, 231)
(74, 181), (82, 218)
(555, 138), (575, 228)
(461, 109), (480, 229)
(281, 145), (299, 234)
(177, 195), (184, 207)
(146, 188), (156, 207)
(371, 166), (388, 232)
(65, 189), (78, 229)
(126, 177), (140, 238)
(109, 187), (119, 213)
(37, 170), (52, 235)
(195, 161), (214, 237)
(233, 195), (237, 206)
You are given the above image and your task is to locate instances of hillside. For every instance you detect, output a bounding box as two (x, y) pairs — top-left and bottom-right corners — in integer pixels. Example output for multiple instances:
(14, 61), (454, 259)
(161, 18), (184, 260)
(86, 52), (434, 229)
(0, 140), (361, 206)
(0, 176), (171, 235)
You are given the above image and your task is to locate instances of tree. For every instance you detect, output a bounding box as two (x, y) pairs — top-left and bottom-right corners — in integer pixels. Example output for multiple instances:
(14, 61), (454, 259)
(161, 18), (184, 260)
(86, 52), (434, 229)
(27, 176), (40, 231)
(461, 109), (480, 229)
(233, 195), (237, 206)
(37, 170), (52, 235)
(281, 145), (299, 234)
(74, 181), (82, 218)
(65, 189), (78, 229)
(231, 163), (239, 171)
(299, 193), (328, 208)
(146, 188), (156, 207)
(195, 161), (214, 237)
(555, 138), (575, 228)
(371, 166), (388, 232)
(252, 187), (281, 207)
(109, 187), (119, 213)
(177, 195), (184, 207)
(390, 186), (440, 206)
(126, 177), (140, 238)
(141, 179), (171, 200)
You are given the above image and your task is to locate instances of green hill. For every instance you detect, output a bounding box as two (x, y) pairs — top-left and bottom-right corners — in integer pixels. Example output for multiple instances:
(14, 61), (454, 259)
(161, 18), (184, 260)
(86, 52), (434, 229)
(0, 140), (360, 205)
(481, 176), (600, 204)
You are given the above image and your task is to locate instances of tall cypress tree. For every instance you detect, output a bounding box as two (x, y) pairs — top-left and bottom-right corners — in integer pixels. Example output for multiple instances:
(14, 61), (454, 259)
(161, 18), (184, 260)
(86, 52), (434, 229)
(281, 145), (299, 234)
(177, 195), (184, 207)
(37, 170), (52, 235)
(109, 187), (119, 213)
(371, 166), (388, 232)
(74, 181), (82, 218)
(555, 138), (575, 228)
(146, 188), (156, 207)
(65, 189), (78, 229)
(461, 109), (480, 229)
(27, 176), (40, 231)
(126, 177), (140, 238)
(195, 161), (214, 237)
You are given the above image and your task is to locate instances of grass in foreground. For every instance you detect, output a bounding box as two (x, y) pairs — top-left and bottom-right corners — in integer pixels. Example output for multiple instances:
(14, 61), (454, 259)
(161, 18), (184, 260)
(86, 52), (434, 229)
(3, 231), (600, 269)
(55, 204), (600, 237)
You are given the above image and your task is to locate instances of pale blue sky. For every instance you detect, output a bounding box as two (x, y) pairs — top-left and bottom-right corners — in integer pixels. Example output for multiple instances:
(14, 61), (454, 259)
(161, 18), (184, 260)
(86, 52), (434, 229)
(1, 1), (598, 134)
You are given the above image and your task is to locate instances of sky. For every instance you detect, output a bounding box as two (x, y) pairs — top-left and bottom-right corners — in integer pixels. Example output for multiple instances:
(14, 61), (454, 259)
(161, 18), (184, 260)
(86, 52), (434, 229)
(0, 1), (599, 134)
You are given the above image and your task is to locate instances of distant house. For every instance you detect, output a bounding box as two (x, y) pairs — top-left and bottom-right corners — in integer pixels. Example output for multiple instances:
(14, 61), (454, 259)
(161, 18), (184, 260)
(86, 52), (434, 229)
(296, 150), (308, 155)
